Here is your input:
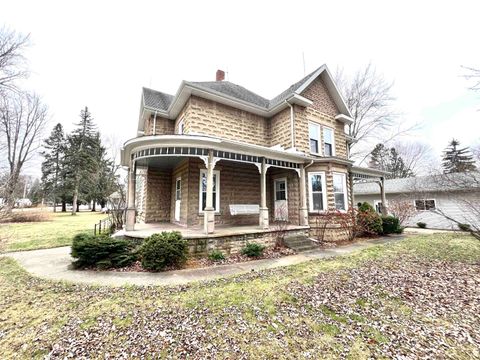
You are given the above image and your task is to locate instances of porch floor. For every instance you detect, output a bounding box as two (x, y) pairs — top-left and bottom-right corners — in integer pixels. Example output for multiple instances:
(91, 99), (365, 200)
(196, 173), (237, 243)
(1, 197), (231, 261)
(119, 223), (310, 239)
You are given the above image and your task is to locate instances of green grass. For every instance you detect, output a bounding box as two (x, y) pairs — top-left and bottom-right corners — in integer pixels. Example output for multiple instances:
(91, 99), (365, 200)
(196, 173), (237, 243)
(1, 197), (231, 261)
(0, 234), (478, 358)
(0, 211), (105, 252)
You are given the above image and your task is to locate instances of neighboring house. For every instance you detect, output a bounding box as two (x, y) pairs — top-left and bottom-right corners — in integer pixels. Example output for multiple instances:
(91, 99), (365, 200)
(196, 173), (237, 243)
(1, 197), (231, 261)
(120, 65), (386, 245)
(354, 173), (480, 229)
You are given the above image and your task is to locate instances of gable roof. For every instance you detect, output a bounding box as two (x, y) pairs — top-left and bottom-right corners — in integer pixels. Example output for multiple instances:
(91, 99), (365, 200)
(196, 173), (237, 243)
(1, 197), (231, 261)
(139, 64), (352, 131)
(354, 172), (480, 195)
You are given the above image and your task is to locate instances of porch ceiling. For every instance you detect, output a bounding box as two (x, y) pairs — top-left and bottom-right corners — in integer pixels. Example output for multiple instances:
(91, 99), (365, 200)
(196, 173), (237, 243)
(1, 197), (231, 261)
(135, 156), (184, 169)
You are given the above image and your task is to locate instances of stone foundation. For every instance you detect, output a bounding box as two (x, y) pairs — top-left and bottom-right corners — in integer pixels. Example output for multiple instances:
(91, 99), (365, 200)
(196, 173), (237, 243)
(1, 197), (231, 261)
(187, 228), (309, 256)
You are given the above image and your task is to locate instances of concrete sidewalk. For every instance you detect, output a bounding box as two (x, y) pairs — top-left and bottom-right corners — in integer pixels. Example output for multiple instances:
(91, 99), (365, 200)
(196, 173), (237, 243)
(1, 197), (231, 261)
(4, 236), (403, 287)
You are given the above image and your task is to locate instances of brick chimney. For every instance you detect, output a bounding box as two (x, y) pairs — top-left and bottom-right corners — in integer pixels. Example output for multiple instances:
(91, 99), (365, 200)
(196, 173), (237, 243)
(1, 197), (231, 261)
(216, 69), (225, 81)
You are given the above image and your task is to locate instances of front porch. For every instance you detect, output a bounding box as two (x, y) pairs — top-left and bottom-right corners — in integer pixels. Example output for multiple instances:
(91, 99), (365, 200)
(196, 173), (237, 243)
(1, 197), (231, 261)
(119, 222), (310, 256)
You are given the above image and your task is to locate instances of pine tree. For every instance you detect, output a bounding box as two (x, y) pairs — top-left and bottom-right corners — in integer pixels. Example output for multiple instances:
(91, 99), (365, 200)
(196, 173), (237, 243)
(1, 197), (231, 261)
(369, 143), (414, 178)
(442, 139), (477, 173)
(64, 107), (98, 215)
(41, 123), (65, 212)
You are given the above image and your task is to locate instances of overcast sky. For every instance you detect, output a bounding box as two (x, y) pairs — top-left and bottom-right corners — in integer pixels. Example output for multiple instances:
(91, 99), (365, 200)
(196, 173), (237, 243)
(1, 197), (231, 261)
(2, 0), (479, 176)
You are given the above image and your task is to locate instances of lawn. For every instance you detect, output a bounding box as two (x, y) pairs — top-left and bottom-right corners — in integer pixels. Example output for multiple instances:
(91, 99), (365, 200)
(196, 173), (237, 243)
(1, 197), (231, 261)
(0, 211), (105, 252)
(0, 234), (479, 358)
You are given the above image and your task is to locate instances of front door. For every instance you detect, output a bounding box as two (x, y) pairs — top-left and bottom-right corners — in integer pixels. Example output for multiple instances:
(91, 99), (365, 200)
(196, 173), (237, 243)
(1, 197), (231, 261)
(274, 178), (288, 221)
(175, 177), (181, 222)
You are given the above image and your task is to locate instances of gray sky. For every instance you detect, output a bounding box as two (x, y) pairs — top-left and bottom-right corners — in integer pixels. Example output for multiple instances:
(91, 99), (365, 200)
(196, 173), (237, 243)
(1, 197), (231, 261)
(3, 0), (480, 176)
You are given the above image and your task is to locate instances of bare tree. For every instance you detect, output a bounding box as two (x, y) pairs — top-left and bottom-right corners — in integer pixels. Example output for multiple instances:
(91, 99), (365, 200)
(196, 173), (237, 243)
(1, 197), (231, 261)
(0, 26), (30, 91)
(393, 140), (437, 175)
(336, 64), (397, 156)
(462, 66), (480, 92)
(0, 91), (48, 213)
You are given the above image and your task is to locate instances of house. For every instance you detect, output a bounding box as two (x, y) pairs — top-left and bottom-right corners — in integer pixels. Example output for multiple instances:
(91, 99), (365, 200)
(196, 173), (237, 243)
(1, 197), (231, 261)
(353, 173), (480, 229)
(120, 66), (387, 253)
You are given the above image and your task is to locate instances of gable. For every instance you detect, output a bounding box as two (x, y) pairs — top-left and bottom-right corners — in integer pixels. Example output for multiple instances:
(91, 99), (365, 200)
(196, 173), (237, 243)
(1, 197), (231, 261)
(301, 77), (339, 118)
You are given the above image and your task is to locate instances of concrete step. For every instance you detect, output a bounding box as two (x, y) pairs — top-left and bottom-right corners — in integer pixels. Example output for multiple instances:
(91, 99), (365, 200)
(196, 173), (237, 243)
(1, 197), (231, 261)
(284, 235), (318, 252)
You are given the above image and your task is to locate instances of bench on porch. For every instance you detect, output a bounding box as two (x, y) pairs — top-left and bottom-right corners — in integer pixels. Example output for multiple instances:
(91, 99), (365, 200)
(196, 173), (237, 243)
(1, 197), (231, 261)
(229, 204), (260, 216)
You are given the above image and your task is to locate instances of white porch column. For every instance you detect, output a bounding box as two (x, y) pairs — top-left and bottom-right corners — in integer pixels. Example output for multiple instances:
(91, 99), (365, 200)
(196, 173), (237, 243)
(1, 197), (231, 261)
(380, 176), (388, 215)
(204, 150), (215, 234)
(299, 164), (309, 226)
(125, 162), (136, 231)
(259, 158), (269, 229)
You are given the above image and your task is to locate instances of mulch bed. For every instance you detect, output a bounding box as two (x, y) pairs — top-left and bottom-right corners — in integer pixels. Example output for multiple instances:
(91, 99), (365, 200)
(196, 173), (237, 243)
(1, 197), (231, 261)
(110, 246), (296, 273)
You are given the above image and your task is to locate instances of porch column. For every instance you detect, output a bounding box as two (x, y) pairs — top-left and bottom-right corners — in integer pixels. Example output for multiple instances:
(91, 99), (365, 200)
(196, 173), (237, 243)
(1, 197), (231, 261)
(204, 150), (215, 234)
(125, 162), (136, 231)
(259, 158), (269, 229)
(349, 172), (355, 209)
(299, 164), (309, 226)
(380, 176), (388, 215)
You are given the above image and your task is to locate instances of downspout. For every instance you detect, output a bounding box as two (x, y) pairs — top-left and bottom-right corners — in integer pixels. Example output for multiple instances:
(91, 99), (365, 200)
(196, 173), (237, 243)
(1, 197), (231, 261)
(284, 100), (295, 149)
(152, 110), (158, 135)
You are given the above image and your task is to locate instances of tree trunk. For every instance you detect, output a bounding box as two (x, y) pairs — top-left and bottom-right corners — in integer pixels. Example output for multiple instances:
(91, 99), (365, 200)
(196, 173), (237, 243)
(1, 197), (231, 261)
(92, 201), (96, 212)
(76, 200), (80, 212)
(100, 199), (106, 208)
(61, 200), (66, 212)
(53, 201), (57, 212)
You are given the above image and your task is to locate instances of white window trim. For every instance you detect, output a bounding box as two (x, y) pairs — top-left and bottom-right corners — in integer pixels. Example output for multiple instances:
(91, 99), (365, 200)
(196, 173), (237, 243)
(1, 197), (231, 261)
(177, 118), (185, 135)
(308, 171), (328, 212)
(274, 177), (288, 201)
(333, 172), (348, 211)
(309, 122), (321, 155)
(323, 126), (335, 157)
(199, 169), (220, 213)
(414, 198), (436, 211)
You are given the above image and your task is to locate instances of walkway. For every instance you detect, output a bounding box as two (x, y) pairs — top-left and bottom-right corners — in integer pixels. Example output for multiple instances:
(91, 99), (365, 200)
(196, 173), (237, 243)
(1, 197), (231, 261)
(4, 236), (403, 287)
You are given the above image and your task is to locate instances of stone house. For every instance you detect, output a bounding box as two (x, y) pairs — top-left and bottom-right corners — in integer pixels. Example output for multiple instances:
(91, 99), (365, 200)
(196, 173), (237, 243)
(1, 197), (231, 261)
(120, 65), (386, 252)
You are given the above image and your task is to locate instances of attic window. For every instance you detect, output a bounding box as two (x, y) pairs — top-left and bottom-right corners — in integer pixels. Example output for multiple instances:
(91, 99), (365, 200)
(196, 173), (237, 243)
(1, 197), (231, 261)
(309, 122), (320, 154)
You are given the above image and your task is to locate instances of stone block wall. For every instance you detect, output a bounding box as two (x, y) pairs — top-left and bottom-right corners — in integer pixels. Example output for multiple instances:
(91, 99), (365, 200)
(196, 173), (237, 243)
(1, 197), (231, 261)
(144, 116), (175, 136)
(187, 228), (309, 256)
(145, 168), (172, 222)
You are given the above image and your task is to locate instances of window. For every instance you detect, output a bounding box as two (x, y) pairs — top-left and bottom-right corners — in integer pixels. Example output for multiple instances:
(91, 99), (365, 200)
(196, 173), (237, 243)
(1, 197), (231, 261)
(323, 127), (335, 156)
(415, 199), (436, 211)
(309, 122), (320, 154)
(308, 172), (327, 211)
(333, 173), (347, 211)
(177, 119), (185, 135)
(175, 178), (181, 201)
(275, 178), (287, 201)
(199, 170), (220, 212)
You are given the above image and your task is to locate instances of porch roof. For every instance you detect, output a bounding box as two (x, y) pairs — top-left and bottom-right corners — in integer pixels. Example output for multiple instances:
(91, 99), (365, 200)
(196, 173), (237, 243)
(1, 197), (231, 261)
(121, 134), (310, 167)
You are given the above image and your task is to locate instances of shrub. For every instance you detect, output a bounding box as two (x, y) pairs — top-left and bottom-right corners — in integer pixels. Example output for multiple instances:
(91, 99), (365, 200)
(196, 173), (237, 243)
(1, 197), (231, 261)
(140, 231), (188, 271)
(357, 202), (383, 235)
(71, 233), (136, 269)
(208, 250), (225, 261)
(417, 222), (427, 229)
(241, 242), (265, 257)
(2, 210), (51, 223)
(458, 223), (471, 232)
(382, 216), (402, 234)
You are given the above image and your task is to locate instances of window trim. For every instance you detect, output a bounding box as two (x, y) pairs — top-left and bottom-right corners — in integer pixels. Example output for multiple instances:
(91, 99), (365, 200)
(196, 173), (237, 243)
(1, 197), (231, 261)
(175, 177), (182, 201)
(309, 122), (321, 155)
(274, 177), (288, 201)
(199, 169), (220, 213)
(177, 118), (185, 134)
(332, 172), (348, 211)
(308, 171), (328, 212)
(323, 126), (335, 157)
(414, 198), (436, 211)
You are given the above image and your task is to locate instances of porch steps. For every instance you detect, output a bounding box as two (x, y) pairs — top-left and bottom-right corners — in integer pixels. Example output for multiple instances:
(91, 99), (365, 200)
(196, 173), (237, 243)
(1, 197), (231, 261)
(284, 234), (318, 252)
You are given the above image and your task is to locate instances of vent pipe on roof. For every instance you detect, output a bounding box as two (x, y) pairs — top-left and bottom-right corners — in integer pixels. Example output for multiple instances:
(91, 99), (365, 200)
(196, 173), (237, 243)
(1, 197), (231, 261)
(216, 69), (225, 81)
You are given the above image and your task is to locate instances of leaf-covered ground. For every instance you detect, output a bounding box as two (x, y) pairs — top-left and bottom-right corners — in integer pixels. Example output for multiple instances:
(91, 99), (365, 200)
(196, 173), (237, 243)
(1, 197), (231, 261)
(0, 234), (479, 359)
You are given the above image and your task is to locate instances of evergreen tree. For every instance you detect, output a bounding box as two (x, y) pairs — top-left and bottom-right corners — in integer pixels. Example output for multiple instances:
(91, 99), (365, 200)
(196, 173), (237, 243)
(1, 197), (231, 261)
(27, 178), (43, 206)
(442, 139), (477, 173)
(369, 143), (414, 178)
(64, 107), (98, 215)
(41, 123), (65, 212)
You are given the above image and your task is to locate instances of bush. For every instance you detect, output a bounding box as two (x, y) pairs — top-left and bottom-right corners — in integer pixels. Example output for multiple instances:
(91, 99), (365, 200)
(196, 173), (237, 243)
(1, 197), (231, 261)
(140, 231), (188, 271)
(357, 202), (383, 235)
(208, 250), (225, 261)
(382, 216), (403, 234)
(71, 233), (136, 269)
(2, 210), (51, 223)
(458, 223), (471, 232)
(241, 242), (265, 257)
(417, 222), (427, 229)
